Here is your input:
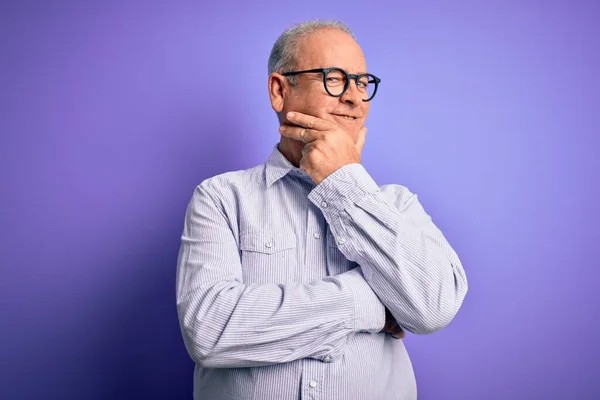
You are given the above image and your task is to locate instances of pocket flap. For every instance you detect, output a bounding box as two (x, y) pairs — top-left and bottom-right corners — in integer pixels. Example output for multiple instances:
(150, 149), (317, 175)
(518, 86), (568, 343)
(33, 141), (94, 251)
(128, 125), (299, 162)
(240, 231), (297, 254)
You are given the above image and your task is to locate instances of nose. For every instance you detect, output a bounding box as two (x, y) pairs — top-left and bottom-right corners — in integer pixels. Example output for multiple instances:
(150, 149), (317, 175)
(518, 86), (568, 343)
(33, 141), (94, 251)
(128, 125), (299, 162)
(339, 79), (362, 105)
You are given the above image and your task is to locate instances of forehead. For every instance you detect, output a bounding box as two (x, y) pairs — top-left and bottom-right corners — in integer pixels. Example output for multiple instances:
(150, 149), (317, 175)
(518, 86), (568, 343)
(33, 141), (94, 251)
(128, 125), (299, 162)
(295, 28), (367, 73)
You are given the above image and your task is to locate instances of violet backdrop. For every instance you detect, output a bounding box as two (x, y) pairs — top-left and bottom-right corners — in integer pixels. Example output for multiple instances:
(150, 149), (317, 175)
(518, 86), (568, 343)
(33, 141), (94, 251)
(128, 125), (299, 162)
(1, 1), (599, 399)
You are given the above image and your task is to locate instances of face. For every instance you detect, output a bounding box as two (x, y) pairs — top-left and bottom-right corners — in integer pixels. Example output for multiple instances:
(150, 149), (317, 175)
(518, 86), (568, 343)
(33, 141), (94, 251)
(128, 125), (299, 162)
(269, 28), (371, 144)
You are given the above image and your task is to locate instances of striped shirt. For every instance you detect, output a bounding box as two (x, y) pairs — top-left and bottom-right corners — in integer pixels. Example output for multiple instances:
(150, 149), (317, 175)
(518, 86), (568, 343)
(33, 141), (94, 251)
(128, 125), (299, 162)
(176, 144), (468, 400)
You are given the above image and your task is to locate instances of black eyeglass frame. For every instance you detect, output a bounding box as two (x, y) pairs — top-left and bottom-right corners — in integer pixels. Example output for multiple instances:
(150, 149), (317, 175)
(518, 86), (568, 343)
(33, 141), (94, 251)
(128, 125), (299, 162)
(281, 67), (381, 102)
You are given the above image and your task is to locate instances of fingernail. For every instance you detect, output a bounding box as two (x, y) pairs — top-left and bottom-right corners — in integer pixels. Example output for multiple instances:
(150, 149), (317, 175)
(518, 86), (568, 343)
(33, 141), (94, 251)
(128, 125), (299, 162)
(287, 112), (295, 118)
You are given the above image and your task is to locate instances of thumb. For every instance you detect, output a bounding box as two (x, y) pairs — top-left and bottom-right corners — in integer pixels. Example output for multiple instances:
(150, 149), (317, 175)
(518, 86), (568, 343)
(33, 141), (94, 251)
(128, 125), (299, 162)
(355, 126), (367, 156)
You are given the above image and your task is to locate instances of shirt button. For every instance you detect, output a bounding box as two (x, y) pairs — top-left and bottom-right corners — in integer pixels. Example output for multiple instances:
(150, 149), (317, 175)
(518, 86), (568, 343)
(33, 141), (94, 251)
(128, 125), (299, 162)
(321, 201), (328, 208)
(323, 355), (331, 362)
(337, 238), (346, 245)
(265, 241), (273, 248)
(313, 232), (321, 239)
(309, 380), (318, 388)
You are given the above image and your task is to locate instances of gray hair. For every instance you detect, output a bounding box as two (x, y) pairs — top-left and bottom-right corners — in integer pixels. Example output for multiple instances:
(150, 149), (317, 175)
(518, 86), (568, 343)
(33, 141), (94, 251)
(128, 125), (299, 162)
(268, 20), (357, 84)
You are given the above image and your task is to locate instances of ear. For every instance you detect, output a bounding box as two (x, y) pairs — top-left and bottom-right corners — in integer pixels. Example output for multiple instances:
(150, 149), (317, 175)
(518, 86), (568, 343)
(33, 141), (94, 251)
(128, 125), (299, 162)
(268, 73), (287, 113)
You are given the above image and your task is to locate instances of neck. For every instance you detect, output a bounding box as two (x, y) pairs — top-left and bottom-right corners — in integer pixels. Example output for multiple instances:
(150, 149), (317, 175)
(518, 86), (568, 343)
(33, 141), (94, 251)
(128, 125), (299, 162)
(278, 138), (303, 168)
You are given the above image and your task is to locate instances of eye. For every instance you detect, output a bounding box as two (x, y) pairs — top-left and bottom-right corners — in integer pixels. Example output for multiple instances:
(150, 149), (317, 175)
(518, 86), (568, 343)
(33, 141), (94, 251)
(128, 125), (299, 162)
(357, 76), (370, 89)
(326, 69), (346, 84)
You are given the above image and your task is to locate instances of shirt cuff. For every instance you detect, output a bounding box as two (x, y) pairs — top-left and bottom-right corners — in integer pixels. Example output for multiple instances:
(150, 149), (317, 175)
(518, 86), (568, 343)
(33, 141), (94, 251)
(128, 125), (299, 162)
(338, 267), (385, 333)
(308, 163), (380, 216)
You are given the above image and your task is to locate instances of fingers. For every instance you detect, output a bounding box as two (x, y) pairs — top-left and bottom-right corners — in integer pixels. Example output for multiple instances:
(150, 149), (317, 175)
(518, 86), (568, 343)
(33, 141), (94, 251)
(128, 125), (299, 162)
(387, 315), (406, 339)
(392, 329), (406, 339)
(279, 124), (318, 143)
(301, 142), (315, 157)
(280, 111), (366, 150)
(286, 111), (333, 131)
(355, 126), (367, 155)
(390, 331), (405, 339)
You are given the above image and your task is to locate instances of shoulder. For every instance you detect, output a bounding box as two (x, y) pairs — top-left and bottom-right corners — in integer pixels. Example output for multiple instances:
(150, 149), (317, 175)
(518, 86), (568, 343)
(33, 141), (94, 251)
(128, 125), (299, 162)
(194, 163), (266, 207)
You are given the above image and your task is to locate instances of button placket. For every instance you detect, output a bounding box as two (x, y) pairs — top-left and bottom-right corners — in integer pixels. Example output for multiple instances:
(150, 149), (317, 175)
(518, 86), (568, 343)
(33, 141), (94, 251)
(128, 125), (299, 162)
(302, 201), (331, 282)
(302, 354), (324, 399)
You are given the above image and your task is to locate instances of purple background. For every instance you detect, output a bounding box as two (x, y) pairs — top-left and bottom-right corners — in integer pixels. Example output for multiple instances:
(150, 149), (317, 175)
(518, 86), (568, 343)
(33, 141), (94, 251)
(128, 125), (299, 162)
(1, 1), (599, 399)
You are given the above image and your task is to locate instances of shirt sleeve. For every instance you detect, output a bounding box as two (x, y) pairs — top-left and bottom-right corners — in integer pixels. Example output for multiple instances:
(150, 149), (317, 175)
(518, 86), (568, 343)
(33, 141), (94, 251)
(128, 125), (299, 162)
(176, 183), (386, 369)
(307, 163), (468, 334)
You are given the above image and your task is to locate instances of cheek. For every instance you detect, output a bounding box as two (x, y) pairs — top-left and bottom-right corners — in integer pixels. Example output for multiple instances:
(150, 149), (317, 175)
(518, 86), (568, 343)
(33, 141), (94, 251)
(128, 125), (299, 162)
(361, 103), (370, 118)
(306, 98), (337, 119)
(284, 95), (302, 111)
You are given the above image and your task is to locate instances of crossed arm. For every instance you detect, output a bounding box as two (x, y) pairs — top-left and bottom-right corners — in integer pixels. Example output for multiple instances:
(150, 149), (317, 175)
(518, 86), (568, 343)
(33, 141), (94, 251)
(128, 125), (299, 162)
(176, 165), (468, 369)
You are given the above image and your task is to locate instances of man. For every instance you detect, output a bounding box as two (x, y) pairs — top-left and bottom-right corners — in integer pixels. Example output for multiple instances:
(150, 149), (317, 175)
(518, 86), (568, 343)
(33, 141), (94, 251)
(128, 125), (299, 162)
(176, 20), (468, 400)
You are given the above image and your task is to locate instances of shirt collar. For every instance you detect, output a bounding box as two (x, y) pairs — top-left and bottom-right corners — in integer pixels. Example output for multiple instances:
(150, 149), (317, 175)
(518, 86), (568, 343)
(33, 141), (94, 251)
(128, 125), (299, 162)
(265, 143), (313, 187)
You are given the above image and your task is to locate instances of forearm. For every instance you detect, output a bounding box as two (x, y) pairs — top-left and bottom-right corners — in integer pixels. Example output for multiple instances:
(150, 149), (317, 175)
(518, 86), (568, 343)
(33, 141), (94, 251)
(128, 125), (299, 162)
(354, 219), (466, 334)
(177, 266), (384, 368)
(176, 185), (385, 369)
(309, 164), (468, 334)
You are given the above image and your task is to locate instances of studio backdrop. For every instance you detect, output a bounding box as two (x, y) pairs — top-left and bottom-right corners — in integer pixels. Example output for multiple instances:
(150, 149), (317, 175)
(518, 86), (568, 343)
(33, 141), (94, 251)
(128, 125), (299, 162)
(1, 1), (598, 399)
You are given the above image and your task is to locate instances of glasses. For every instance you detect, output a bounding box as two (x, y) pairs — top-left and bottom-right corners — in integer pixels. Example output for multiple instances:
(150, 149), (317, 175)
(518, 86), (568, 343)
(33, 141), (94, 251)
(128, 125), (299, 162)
(282, 67), (381, 102)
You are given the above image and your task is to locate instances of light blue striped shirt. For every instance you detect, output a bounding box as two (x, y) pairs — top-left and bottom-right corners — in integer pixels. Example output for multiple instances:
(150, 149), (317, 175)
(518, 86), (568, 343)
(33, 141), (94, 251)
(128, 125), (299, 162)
(176, 144), (468, 399)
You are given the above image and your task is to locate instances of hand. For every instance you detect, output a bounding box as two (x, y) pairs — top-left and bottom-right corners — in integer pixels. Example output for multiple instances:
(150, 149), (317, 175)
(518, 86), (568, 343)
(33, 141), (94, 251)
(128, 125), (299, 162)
(381, 308), (406, 339)
(278, 111), (367, 185)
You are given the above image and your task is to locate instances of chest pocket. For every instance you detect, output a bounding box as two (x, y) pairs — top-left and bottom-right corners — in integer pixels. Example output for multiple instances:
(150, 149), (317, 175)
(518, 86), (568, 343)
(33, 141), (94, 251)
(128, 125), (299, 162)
(239, 231), (298, 284)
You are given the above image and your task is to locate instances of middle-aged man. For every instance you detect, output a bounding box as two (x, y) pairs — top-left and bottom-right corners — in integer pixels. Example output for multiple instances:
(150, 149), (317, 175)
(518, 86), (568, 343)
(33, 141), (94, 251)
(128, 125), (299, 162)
(176, 19), (468, 400)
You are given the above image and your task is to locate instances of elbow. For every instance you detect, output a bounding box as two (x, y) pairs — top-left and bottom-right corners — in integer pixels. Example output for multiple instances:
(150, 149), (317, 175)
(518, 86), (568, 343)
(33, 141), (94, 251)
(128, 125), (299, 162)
(188, 343), (218, 368)
(179, 321), (210, 365)
(409, 304), (458, 334)
(410, 264), (469, 334)
(398, 288), (465, 335)
(180, 324), (223, 368)
(176, 285), (245, 369)
(177, 304), (221, 368)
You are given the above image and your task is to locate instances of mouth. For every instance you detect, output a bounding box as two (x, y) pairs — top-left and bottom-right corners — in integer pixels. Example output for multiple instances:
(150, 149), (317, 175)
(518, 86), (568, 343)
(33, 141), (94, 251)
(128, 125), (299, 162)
(332, 114), (359, 121)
